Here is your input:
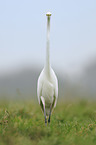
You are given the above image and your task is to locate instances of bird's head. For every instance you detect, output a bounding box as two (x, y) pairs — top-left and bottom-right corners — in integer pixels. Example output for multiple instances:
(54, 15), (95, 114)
(46, 12), (52, 17)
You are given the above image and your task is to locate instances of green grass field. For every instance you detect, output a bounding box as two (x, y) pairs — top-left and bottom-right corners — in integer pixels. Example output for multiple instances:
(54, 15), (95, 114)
(0, 99), (96, 145)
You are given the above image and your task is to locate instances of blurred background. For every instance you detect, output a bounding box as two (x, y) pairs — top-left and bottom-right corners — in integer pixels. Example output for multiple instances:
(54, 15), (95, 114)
(0, 0), (96, 100)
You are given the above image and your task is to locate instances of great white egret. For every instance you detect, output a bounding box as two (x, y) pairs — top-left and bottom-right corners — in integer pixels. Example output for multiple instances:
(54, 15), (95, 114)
(37, 12), (58, 124)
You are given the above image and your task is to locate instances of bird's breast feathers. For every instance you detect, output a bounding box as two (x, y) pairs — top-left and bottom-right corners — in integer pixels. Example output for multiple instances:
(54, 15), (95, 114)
(42, 81), (54, 100)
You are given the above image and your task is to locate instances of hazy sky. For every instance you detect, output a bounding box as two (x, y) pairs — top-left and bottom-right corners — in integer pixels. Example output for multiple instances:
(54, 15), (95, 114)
(0, 0), (96, 76)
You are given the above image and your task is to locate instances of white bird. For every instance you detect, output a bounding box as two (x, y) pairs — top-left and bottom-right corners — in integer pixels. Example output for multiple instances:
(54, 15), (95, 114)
(37, 12), (58, 124)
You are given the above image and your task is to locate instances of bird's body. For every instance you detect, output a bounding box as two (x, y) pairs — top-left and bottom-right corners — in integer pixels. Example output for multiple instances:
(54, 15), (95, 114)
(37, 12), (58, 124)
(37, 67), (58, 116)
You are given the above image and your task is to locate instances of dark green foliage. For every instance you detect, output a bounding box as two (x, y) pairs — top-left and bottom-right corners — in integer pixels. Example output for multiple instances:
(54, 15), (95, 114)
(0, 100), (96, 145)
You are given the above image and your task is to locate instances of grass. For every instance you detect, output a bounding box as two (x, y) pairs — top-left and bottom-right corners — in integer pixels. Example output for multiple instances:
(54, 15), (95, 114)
(0, 99), (96, 145)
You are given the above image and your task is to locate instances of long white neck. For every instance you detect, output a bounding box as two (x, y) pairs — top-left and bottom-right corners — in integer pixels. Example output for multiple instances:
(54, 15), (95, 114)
(45, 15), (51, 75)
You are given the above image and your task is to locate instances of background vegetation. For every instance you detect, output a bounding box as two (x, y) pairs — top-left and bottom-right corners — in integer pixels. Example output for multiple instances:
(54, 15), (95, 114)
(0, 99), (96, 145)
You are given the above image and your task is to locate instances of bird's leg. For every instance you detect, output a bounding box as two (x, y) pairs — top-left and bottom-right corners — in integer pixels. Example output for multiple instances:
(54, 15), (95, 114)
(48, 105), (52, 123)
(44, 107), (47, 125)
(48, 96), (56, 124)
(40, 96), (47, 125)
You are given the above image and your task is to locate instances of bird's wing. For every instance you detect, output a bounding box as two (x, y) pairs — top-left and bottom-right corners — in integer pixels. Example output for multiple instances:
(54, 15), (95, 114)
(40, 96), (45, 112)
(51, 68), (58, 108)
(53, 72), (58, 108)
(37, 69), (44, 104)
(54, 97), (57, 108)
(37, 77), (42, 104)
(51, 95), (56, 109)
(50, 77), (58, 109)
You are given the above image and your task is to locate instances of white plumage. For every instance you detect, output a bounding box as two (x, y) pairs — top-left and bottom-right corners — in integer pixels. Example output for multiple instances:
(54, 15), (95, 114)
(37, 12), (58, 124)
